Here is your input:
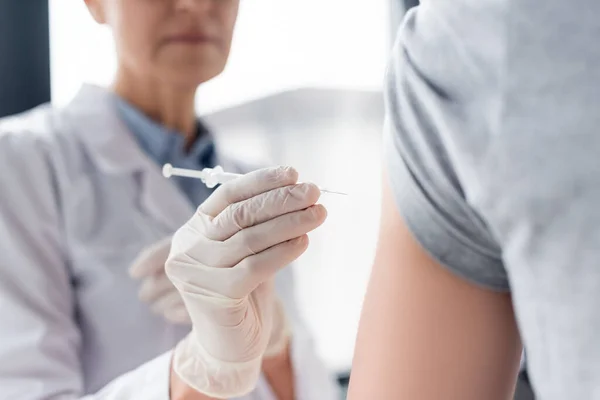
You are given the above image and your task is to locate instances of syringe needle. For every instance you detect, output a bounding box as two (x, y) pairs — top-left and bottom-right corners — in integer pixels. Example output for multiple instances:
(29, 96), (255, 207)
(319, 188), (348, 196)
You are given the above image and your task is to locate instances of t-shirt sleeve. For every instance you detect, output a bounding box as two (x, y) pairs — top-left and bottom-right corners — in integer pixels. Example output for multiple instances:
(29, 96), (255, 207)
(383, 28), (508, 292)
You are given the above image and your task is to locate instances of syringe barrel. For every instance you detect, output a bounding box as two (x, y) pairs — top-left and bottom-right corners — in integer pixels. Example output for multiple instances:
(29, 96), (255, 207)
(169, 167), (205, 180)
(215, 172), (242, 183)
(203, 167), (243, 188)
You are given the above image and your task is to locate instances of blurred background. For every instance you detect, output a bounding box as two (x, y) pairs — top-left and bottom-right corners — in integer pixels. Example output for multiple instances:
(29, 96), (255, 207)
(0, 0), (424, 398)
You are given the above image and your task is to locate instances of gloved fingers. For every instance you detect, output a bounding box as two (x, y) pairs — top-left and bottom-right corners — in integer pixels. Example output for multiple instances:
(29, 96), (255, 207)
(223, 205), (326, 267)
(232, 235), (310, 292)
(206, 182), (321, 241)
(200, 166), (298, 218)
(138, 272), (174, 302)
(178, 204), (326, 269)
(164, 305), (192, 325)
(150, 290), (185, 316)
(129, 237), (172, 278)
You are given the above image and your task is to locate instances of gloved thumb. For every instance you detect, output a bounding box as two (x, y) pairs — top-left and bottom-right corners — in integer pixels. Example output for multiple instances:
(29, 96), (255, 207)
(129, 237), (172, 278)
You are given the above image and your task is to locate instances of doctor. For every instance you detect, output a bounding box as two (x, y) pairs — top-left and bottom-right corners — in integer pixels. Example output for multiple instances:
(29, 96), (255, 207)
(0, 0), (339, 399)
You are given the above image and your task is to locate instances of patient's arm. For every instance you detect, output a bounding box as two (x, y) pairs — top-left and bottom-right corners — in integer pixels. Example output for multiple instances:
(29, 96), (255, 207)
(347, 175), (523, 400)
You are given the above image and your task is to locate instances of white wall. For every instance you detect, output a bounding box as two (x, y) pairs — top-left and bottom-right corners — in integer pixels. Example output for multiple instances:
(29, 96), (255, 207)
(50, 0), (390, 113)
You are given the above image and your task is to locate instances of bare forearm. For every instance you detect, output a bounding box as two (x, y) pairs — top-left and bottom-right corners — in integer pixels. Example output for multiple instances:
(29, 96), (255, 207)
(262, 342), (295, 400)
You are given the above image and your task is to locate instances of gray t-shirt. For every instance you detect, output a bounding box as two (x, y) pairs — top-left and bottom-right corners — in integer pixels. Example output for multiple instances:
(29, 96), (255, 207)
(385, 2), (600, 398)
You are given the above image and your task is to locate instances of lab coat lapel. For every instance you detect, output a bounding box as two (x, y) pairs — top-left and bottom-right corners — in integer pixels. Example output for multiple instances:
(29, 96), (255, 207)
(64, 84), (195, 234)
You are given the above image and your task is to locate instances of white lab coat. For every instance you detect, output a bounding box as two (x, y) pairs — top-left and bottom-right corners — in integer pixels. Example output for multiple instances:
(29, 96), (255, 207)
(0, 85), (340, 400)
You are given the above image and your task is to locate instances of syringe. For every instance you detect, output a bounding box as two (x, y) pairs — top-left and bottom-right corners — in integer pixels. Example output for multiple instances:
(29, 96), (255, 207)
(162, 164), (347, 196)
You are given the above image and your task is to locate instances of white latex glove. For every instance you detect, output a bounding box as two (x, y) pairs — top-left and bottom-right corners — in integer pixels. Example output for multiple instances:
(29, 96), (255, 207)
(129, 237), (191, 325)
(128, 237), (292, 355)
(166, 166), (326, 398)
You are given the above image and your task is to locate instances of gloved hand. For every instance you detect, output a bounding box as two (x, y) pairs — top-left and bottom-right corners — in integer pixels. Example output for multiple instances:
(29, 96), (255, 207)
(128, 237), (191, 325)
(128, 237), (292, 355)
(166, 166), (326, 398)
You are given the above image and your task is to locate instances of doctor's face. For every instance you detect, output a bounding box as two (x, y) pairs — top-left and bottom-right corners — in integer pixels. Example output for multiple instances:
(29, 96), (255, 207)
(85, 0), (239, 88)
